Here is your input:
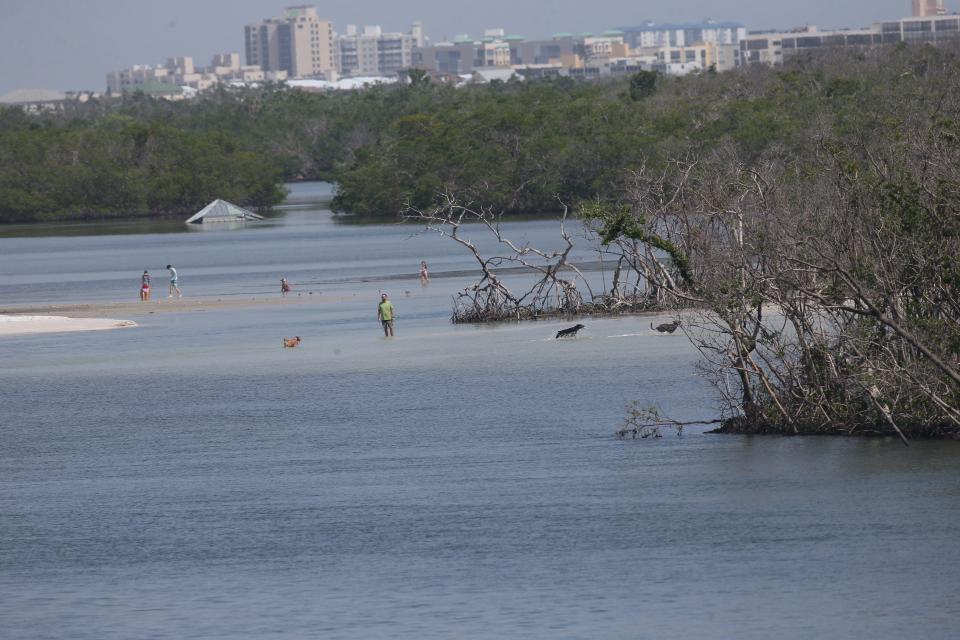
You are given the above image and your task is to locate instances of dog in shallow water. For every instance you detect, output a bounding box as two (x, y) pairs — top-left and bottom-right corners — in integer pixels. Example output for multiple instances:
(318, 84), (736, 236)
(651, 320), (681, 334)
(282, 336), (301, 348)
(555, 323), (585, 339)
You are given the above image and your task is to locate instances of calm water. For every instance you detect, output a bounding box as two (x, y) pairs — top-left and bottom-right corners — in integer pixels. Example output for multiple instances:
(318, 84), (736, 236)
(2, 185), (959, 639)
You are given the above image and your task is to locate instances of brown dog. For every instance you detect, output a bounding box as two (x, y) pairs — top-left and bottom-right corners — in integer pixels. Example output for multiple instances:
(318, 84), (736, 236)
(282, 336), (301, 348)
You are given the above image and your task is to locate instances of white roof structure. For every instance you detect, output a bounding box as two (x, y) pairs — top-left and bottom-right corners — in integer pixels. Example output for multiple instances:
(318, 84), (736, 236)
(185, 199), (264, 224)
(470, 69), (521, 83)
(0, 88), (66, 104)
(286, 76), (398, 91)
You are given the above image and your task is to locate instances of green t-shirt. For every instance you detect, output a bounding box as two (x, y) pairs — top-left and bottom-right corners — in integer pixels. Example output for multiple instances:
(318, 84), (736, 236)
(379, 300), (394, 321)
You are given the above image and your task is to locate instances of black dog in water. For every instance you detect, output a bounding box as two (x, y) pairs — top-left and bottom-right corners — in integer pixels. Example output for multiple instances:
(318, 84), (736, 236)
(555, 323), (585, 339)
(651, 320), (681, 334)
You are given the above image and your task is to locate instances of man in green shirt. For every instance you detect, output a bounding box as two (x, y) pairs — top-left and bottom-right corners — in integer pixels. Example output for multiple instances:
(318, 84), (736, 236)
(377, 292), (395, 337)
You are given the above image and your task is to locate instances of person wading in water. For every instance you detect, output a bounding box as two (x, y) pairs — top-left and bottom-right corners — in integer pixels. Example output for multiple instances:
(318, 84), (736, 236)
(377, 292), (395, 337)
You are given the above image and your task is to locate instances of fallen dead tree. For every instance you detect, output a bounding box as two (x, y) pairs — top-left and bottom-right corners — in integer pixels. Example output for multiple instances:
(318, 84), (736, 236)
(615, 403), (723, 439)
(405, 194), (695, 322)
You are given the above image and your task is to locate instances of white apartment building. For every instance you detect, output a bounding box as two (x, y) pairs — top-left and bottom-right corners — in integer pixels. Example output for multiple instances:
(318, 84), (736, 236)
(619, 21), (746, 49)
(590, 41), (738, 75)
(245, 6), (336, 79)
(337, 24), (417, 77)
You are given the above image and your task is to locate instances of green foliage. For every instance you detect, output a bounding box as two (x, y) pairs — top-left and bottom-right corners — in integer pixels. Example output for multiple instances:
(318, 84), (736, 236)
(628, 70), (659, 101)
(335, 48), (960, 217)
(581, 201), (693, 286)
(0, 120), (284, 222)
(407, 69), (432, 88)
(333, 79), (659, 216)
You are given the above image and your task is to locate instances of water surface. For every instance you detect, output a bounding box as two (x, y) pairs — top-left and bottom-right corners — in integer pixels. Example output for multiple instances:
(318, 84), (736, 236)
(1, 191), (958, 639)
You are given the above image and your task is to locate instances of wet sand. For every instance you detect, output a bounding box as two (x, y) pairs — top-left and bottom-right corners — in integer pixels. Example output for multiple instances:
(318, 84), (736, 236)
(0, 295), (332, 319)
(0, 295), (336, 336)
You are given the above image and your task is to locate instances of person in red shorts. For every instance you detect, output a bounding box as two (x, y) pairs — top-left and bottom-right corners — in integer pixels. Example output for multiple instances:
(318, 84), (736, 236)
(140, 270), (151, 301)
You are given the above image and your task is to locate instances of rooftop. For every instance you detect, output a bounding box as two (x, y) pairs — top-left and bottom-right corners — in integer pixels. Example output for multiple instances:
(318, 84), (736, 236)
(619, 21), (745, 32)
(0, 88), (66, 104)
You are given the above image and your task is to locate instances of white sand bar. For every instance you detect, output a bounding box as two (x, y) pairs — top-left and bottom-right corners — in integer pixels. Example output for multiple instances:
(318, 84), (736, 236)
(0, 314), (136, 336)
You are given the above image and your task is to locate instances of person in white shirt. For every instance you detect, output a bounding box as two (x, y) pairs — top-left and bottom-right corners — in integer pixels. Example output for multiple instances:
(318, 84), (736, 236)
(166, 264), (182, 298)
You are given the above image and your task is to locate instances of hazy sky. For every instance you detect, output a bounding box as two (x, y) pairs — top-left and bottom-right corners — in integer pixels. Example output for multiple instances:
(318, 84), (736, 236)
(0, 0), (948, 94)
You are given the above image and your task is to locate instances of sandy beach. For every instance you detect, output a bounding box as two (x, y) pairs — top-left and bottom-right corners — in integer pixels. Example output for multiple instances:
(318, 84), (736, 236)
(0, 314), (137, 336)
(0, 295), (325, 336)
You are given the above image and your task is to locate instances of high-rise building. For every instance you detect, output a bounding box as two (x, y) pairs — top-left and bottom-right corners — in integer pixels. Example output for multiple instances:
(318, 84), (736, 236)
(245, 6), (335, 79)
(337, 24), (417, 77)
(411, 22), (426, 48)
(912, 0), (946, 16)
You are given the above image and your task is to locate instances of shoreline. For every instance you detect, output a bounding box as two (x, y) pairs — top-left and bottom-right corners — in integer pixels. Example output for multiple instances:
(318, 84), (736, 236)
(0, 295), (326, 319)
(707, 419), (960, 441)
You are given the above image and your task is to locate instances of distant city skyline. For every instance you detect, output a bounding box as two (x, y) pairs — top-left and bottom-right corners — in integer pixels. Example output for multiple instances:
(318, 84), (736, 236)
(0, 0), (954, 94)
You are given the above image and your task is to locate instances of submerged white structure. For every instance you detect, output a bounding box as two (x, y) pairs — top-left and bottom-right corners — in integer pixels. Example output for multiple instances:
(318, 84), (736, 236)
(185, 199), (264, 224)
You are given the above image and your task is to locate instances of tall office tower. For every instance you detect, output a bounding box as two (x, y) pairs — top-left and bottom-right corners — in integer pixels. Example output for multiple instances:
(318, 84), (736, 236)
(912, 0), (946, 16)
(244, 6), (335, 78)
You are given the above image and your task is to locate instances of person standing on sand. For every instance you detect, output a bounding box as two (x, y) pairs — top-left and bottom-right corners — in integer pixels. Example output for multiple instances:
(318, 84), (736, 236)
(281, 277), (291, 296)
(377, 292), (395, 337)
(140, 270), (151, 301)
(166, 264), (182, 298)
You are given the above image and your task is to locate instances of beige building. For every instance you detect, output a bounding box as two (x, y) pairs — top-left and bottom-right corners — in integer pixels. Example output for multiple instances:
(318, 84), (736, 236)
(738, 31), (785, 66)
(245, 5), (335, 79)
(912, 0), (946, 16)
(582, 34), (629, 61)
(713, 43), (739, 71)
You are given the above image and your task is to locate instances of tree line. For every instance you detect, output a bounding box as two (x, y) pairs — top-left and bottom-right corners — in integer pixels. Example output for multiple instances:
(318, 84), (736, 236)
(7, 46), (952, 223)
(3, 44), (960, 225)
(0, 80), (457, 222)
(0, 52), (838, 222)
